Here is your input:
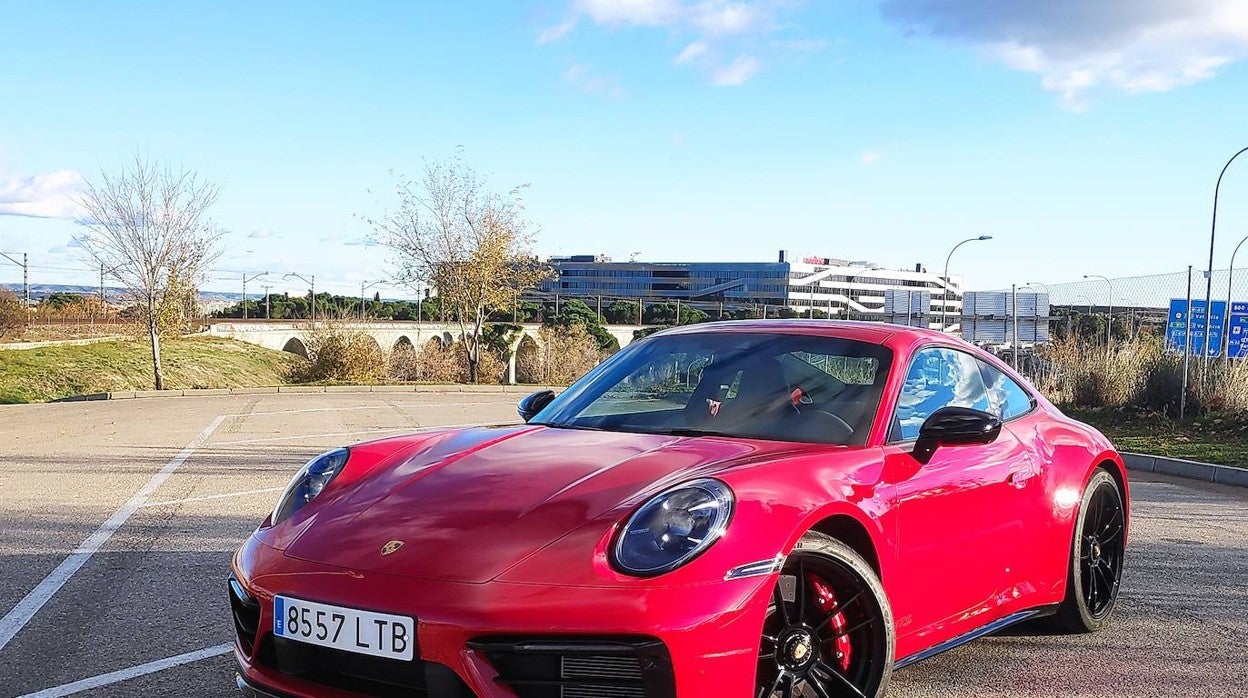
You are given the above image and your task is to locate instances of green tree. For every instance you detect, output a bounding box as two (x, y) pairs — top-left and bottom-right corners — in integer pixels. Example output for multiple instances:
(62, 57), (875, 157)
(604, 300), (639, 324)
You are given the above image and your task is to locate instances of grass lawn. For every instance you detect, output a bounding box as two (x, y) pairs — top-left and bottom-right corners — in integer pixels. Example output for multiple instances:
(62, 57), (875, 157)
(1067, 407), (1248, 469)
(0, 336), (302, 403)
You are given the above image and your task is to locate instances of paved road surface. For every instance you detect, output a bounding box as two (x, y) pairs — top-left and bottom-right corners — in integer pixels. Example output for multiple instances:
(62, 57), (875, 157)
(0, 394), (1244, 697)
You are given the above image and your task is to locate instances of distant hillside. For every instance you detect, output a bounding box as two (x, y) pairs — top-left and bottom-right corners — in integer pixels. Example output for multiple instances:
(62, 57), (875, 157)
(0, 283), (259, 305)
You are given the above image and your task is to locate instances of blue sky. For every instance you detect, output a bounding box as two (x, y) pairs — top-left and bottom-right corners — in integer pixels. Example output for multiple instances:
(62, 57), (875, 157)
(1, 0), (1247, 296)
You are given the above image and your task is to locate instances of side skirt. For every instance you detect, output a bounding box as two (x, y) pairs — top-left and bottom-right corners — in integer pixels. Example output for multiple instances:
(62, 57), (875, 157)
(893, 605), (1059, 670)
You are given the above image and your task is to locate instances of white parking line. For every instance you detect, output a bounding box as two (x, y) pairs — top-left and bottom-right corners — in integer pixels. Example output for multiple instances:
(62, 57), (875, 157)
(219, 401), (513, 418)
(212, 427), (414, 446)
(211, 421), (518, 447)
(0, 416), (226, 652)
(139, 486), (284, 509)
(14, 643), (232, 697)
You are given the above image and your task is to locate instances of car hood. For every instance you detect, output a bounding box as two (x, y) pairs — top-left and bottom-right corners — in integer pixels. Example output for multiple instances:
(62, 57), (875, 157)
(284, 425), (800, 583)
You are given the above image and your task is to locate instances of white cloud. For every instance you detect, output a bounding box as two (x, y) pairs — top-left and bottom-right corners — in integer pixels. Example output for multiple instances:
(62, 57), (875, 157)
(859, 151), (883, 166)
(248, 228), (277, 239)
(541, 1), (814, 86)
(711, 54), (761, 86)
(344, 235), (381, 247)
(881, 0), (1248, 109)
(689, 0), (768, 35)
(577, 0), (683, 27)
(563, 63), (626, 98)
(0, 170), (85, 219)
(537, 19), (578, 44)
(674, 40), (710, 65)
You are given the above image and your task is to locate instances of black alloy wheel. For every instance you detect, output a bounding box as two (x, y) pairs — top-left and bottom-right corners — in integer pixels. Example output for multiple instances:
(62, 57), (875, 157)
(756, 532), (893, 698)
(1053, 469), (1126, 633)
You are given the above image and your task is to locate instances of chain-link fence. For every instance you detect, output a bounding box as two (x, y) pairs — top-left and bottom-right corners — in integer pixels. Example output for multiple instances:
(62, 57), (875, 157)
(987, 267), (1248, 418)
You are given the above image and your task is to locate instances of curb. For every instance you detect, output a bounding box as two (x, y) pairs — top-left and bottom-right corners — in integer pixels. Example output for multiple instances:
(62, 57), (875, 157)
(1121, 452), (1248, 488)
(53, 384), (562, 402)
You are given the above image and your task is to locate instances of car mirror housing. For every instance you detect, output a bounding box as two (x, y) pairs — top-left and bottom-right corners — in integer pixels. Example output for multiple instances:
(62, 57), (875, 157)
(518, 390), (556, 423)
(913, 406), (1002, 464)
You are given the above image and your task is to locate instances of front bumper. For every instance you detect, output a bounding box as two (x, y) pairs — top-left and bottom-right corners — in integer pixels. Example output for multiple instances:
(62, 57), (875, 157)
(231, 535), (772, 697)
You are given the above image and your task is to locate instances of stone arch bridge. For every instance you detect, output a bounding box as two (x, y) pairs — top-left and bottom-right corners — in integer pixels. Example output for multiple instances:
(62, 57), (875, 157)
(206, 321), (644, 384)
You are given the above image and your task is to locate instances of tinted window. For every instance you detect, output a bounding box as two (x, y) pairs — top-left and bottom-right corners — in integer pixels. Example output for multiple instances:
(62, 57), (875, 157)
(977, 359), (1034, 421)
(892, 347), (990, 442)
(536, 332), (893, 445)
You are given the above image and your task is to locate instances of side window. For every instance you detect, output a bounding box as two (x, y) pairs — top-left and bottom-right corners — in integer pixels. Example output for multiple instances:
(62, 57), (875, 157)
(891, 347), (990, 442)
(977, 359), (1035, 421)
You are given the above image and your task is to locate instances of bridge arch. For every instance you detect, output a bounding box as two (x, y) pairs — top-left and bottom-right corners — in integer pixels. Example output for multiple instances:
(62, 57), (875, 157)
(513, 334), (542, 384)
(282, 337), (308, 358)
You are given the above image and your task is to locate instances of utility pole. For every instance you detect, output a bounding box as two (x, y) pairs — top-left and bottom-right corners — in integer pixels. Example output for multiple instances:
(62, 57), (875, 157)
(1011, 284), (1019, 370)
(284, 273), (316, 327)
(1181, 266), (1193, 419)
(0, 251), (28, 305)
(242, 272), (269, 320)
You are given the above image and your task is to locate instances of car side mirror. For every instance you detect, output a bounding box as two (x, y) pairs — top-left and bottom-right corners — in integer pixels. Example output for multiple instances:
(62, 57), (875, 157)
(913, 406), (1002, 465)
(517, 390), (556, 423)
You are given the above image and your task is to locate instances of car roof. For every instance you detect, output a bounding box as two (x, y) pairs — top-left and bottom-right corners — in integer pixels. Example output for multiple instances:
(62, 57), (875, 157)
(650, 319), (948, 345)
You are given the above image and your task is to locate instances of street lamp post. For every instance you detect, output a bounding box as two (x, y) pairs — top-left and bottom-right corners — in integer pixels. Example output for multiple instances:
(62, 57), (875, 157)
(360, 280), (386, 320)
(242, 272), (269, 320)
(1084, 274), (1113, 362)
(1228, 233), (1248, 362)
(1203, 147), (1248, 376)
(284, 273), (316, 326)
(261, 285), (273, 319)
(941, 236), (993, 332)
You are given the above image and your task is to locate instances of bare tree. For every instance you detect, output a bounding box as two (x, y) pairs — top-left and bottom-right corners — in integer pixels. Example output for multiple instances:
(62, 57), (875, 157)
(366, 152), (550, 382)
(76, 155), (222, 390)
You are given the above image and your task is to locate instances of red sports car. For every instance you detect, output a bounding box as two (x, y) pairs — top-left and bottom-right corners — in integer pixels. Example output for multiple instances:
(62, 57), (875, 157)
(230, 321), (1128, 698)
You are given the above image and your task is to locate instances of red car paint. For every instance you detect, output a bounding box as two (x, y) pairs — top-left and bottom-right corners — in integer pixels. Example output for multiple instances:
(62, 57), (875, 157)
(231, 321), (1128, 697)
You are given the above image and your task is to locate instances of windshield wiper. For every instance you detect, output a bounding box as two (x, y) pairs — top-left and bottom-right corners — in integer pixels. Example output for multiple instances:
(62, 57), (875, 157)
(642, 427), (736, 438)
(532, 421), (607, 432)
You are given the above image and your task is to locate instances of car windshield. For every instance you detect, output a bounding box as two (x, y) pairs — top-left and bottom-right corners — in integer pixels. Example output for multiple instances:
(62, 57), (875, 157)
(532, 332), (893, 445)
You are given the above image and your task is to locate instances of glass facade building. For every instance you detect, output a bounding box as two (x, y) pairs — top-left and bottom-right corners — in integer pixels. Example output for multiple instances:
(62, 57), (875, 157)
(534, 252), (967, 322)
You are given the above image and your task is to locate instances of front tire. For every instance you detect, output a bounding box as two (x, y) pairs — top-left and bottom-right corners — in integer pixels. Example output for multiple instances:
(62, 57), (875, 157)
(755, 532), (894, 698)
(1052, 469), (1126, 633)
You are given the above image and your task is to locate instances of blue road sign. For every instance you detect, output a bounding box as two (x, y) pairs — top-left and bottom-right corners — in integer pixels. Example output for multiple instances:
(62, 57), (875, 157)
(1230, 301), (1248, 359)
(1166, 299), (1228, 357)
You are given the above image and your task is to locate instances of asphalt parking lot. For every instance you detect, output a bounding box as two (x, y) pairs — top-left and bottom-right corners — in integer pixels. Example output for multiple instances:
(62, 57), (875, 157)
(0, 393), (1245, 697)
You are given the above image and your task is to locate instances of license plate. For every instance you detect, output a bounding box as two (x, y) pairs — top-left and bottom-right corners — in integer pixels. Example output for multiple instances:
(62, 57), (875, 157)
(273, 595), (414, 661)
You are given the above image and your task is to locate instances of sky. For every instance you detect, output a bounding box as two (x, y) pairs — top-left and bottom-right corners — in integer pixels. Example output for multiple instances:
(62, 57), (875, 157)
(1, 0), (1247, 297)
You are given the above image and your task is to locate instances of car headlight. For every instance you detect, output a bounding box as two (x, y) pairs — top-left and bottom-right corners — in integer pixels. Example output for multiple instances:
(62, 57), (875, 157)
(611, 478), (734, 577)
(270, 448), (350, 525)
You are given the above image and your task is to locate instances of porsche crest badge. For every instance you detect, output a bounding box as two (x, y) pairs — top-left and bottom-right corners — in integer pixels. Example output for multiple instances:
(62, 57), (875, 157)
(381, 540), (405, 556)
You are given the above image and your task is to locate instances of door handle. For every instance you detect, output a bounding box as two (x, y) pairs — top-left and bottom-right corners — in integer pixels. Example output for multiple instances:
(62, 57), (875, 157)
(1007, 460), (1037, 488)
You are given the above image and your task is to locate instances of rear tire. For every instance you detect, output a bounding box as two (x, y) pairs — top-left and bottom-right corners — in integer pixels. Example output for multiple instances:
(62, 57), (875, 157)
(1051, 469), (1126, 633)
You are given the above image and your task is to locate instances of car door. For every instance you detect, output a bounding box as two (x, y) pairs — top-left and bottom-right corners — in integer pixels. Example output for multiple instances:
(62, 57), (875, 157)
(881, 346), (1035, 649)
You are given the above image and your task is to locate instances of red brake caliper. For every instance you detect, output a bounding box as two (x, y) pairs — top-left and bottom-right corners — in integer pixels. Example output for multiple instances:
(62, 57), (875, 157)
(809, 574), (852, 673)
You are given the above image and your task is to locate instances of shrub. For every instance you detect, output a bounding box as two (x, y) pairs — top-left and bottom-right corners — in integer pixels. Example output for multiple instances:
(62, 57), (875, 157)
(1033, 333), (1248, 418)
(388, 339), (506, 384)
(0, 290), (28, 338)
(516, 325), (603, 385)
(289, 324), (385, 383)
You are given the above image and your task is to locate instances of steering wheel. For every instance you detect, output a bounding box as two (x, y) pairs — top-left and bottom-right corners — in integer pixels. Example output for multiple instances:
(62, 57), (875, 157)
(788, 385), (856, 442)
